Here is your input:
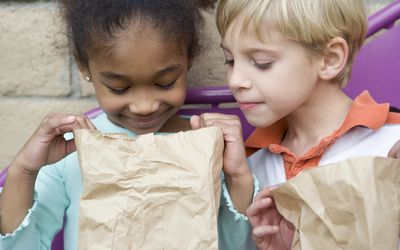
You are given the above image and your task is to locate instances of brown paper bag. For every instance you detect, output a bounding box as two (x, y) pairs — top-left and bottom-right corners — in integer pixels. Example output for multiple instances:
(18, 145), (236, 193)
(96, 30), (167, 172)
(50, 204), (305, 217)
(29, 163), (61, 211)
(272, 157), (400, 250)
(73, 128), (224, 250)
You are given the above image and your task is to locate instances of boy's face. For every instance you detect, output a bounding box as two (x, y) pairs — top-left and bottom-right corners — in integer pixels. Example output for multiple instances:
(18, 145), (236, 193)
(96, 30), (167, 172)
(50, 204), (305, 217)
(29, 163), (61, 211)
(87, 23), (189, 135)
(221, 17), (322, 128)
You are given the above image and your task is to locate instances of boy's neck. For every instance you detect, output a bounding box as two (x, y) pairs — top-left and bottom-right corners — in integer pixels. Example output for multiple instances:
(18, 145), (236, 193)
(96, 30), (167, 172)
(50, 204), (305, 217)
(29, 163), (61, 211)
(281, 82), (352, 155)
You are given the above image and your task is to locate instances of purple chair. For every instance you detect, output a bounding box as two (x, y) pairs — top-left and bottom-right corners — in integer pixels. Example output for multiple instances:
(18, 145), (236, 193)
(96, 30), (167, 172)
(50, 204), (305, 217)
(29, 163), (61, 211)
(345, 0), (400, 108)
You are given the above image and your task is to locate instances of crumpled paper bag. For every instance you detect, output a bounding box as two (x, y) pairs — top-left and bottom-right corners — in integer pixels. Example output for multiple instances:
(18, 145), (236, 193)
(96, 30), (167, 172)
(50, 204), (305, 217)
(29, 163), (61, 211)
(272, 156), (400, 250)
(73, 127), (224, 250)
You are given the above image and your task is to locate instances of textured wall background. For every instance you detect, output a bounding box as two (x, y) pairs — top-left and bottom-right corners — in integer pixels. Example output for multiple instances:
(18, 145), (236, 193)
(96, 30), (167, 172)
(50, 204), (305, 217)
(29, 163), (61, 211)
(0, 0), (395, 169)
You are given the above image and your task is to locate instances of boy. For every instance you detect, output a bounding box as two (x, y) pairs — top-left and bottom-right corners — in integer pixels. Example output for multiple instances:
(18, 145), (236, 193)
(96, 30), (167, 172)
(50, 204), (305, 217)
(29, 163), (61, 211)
(192, 0), (400, 249)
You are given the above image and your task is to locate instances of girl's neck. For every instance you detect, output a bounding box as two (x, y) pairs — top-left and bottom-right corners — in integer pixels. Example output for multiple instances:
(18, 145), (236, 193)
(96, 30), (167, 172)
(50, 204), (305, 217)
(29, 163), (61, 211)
(159, 114), (191, 133)
(281, 82), (352, 156)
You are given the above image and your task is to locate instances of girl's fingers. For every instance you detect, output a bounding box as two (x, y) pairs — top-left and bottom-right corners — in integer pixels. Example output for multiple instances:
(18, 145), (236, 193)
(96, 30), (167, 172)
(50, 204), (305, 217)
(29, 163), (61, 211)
(40, 114), (95, 137)
(84, 115), (97, 130)
(41, 113), (77, 131)
(190, 115), (201, 130)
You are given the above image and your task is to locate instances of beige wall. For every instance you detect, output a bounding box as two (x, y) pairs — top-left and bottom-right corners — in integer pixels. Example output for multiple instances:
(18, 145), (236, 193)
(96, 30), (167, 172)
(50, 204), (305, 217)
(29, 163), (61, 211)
(0, 1), (394, 169)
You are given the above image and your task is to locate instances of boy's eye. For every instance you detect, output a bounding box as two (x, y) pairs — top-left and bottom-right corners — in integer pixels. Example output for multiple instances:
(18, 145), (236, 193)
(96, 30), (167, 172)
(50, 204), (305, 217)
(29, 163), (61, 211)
(107, 86), (129, 95)
(224, 59), (234, 66)
(253, 61), (273, 70)
(155, 81), (175, 90)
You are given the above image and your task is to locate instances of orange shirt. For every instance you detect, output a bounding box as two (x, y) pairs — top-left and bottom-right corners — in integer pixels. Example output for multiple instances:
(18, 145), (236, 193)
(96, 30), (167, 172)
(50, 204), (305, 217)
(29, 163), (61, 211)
(245, 91), (400, 180)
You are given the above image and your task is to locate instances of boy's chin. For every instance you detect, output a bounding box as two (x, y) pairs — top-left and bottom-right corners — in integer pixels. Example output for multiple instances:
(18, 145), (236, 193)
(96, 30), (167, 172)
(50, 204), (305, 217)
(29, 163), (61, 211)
(247, 117), (276, 128)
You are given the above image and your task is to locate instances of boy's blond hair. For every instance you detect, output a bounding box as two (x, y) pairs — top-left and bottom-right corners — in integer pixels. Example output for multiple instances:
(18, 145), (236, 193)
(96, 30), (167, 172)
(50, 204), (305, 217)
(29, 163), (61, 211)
(216, 0), (368, 87)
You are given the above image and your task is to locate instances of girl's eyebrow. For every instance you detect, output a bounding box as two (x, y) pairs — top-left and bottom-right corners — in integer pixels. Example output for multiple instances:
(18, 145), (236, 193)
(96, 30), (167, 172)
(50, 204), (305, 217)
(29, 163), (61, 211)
(99, 64), (182, 82)
(153, 64), (181, 78)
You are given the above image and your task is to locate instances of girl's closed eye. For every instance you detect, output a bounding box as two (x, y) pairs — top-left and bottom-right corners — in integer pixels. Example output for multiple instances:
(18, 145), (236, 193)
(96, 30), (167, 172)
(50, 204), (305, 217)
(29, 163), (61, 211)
(155, 81), (176, 90)
(107, 85), (130, 95)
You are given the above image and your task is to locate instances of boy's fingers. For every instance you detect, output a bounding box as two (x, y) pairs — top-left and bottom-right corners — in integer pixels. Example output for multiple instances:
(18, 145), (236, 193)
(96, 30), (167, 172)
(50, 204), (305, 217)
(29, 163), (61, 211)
(388, 140), (400, 158)
(247, 198), (273, 217)
(255, 187), (274, 201)
(253, 225), (279, 237)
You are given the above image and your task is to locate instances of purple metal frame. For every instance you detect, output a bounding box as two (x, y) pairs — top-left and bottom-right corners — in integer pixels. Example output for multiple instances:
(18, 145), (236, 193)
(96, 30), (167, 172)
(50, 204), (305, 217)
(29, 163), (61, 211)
(345, 0), (400, 108)
(1, 2), (399, 249)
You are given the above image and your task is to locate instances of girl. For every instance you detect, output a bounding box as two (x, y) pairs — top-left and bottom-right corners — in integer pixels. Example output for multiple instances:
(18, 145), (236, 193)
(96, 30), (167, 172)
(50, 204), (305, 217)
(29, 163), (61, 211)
(0, 1), (253, 249)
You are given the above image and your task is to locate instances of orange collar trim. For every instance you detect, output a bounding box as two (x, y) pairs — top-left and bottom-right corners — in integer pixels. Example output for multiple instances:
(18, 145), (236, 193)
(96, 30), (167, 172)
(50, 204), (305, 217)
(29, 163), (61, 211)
(245, 91), (391, 150)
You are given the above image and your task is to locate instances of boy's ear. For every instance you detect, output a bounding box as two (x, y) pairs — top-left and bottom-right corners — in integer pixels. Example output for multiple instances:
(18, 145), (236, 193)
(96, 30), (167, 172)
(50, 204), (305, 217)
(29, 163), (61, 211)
(319, 37), (349, 81)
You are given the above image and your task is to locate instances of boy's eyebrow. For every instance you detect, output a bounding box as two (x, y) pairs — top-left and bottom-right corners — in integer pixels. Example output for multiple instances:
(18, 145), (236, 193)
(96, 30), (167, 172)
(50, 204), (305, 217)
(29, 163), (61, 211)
(99, 65), (182, 81)
(221, 42), (279, 56)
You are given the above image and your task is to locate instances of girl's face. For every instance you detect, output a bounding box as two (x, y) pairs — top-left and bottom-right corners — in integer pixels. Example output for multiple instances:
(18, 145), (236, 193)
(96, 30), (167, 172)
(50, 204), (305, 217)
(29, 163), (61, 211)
(87, 24), (189, 135)
(221, 17), (322, 128)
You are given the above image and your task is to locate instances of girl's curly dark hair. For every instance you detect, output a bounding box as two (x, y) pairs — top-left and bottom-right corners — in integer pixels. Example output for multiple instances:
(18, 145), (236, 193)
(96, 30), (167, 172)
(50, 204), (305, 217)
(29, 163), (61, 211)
(58, 0), (217, 69)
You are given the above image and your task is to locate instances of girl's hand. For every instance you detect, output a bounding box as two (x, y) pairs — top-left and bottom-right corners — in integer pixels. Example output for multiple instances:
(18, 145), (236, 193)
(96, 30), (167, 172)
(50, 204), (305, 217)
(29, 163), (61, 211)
(191, 113), (253, 213)
(12, 113), (96, 174)
(190, 113), (248, 177)
(247, 187), (295, 250)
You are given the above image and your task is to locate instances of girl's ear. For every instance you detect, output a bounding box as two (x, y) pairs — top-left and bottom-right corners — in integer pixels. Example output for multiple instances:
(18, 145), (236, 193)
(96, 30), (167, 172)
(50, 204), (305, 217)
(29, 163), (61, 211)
(77, 64), (92, 82)
(74, 53), (92, 82)
(319, 37), (349, 81)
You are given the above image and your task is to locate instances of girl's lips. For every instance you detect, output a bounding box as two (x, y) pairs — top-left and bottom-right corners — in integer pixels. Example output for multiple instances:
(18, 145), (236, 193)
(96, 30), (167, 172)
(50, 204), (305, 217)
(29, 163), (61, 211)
(239, 102), (262, 111)
(123, 115), (162, 129)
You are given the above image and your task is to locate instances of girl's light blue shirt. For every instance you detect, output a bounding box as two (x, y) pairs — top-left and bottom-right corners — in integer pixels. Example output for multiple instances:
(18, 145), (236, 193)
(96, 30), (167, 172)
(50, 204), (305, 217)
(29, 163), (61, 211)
(0, 113), (257, 250)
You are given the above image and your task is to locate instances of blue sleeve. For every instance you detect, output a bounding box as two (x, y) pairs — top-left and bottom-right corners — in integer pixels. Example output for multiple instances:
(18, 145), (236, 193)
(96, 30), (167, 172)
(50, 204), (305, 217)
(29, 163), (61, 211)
(217, 174), (260, 250)
(0, 159), (69, 249)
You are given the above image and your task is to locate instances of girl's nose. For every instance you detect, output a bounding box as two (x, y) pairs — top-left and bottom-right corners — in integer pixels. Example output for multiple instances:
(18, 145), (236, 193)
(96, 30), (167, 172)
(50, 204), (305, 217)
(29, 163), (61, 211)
(128, 98), (160, 115)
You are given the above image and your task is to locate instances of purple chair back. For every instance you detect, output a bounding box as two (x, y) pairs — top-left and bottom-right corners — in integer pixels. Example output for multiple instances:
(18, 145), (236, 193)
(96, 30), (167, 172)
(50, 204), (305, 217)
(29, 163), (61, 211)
(345, 0), (400, 108)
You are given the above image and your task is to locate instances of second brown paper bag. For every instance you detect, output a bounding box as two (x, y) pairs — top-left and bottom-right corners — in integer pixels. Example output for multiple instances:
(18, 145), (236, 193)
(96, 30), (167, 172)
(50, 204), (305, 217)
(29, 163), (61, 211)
(272, 156), (400, 250)
(74, 127), (224, 250)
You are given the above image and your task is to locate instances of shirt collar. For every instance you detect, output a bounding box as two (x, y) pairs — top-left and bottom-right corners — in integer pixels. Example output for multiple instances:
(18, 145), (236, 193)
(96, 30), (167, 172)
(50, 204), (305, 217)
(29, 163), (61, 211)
(245, 91), (390, 150)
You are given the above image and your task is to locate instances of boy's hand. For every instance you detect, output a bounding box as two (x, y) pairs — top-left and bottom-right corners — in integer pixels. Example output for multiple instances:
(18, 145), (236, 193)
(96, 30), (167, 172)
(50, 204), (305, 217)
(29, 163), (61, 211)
(247, 187), (295, 250)
(388, 140), (400, 158)
(191, 113), (253, 213)
(12, 113), (96, 175)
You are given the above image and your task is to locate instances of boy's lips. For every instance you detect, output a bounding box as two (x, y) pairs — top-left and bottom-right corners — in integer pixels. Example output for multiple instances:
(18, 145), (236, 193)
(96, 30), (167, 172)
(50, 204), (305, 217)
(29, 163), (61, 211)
(239, 102), (262, 111)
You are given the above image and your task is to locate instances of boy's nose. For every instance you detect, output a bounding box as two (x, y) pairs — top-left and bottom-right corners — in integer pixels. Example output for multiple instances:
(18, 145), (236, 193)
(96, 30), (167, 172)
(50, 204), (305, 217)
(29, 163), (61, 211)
(228, 66), (252, 91)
